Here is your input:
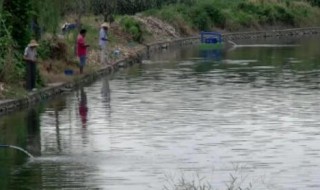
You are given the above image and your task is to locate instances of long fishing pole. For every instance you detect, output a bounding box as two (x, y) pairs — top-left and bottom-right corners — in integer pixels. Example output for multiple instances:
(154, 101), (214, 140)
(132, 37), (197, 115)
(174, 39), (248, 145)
(0, 144), (34, 158)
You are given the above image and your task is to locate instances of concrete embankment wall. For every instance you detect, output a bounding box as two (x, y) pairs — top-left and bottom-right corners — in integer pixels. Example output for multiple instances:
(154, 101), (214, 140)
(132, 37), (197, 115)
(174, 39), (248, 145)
(1, 27), (320, 115)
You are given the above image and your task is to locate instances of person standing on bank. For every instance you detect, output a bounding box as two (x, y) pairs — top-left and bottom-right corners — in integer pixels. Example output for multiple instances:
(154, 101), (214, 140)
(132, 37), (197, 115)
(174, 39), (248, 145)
(99, 22), (109, 65)
(23, 39), (39, 91)
(77, 29), (90, 74)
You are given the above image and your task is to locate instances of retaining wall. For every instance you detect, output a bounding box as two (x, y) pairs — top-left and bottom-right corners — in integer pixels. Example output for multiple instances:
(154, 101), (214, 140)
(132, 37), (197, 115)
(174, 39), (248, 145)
(1, 27), (320, 115)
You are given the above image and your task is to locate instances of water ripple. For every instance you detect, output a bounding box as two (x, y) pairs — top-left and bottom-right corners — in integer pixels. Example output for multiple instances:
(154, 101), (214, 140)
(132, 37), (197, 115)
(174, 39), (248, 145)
(4, 38), (320, 190)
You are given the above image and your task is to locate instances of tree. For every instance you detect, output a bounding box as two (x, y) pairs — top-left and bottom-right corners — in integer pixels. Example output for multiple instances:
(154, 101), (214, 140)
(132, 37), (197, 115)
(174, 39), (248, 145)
(91, 0), (117, 22)
(2, 0), (32, 49)
(307, 0), (320, 6)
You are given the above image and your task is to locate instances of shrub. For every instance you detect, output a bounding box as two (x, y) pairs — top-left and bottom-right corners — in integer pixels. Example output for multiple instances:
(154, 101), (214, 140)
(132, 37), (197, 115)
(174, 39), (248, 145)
(236, 11), (257, 27)
(157, 6), (181, 24)
(143, 0), (320, 31)
(37, 40), (51, 60)
(2, 0), (32, 50)
(0, 16), (24, 83)
(190, 7), (210, 31)
(307, 0), (320, 7)
(38, 38), (68, 60)
(222, 10), (242, 31)
(201, 2), (226, 28)
(119, 16), (144, 42)
(260, 4), (279, 24)
(237, 1), (295, 26)
(274, 5), (295, 25)
(237, 1), (259, 14)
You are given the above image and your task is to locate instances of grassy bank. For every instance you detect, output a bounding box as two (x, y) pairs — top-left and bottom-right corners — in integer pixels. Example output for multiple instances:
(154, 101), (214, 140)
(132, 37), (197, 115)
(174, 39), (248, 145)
(143, 0), (320, 32)
(2, 0), (320, 99)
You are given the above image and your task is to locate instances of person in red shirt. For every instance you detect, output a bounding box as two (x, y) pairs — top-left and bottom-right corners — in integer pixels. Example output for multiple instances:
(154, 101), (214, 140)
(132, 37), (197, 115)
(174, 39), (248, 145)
(77, 29), (90, 74)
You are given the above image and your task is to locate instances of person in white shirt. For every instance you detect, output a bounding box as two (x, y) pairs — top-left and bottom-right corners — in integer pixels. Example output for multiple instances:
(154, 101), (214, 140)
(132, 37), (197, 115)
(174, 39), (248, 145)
(23, 40), (39, 91)
(99, 22), (109, 64)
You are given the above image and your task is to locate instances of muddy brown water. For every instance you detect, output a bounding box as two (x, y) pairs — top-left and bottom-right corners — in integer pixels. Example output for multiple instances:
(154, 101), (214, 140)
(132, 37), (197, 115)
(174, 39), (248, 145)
(1, 36), (320, 190)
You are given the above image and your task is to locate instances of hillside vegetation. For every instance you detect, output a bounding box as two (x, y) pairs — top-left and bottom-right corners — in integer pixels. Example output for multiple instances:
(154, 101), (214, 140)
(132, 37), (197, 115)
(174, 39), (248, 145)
(144, 0), (320, 33)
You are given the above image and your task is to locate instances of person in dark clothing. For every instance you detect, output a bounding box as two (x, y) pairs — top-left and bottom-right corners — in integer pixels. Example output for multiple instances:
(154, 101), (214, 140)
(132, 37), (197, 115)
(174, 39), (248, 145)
(23, 40), (39, 91)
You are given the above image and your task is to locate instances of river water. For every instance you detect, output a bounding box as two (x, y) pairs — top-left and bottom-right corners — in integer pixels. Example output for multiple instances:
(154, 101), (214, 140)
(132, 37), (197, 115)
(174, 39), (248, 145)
(1, 36), (320, 190)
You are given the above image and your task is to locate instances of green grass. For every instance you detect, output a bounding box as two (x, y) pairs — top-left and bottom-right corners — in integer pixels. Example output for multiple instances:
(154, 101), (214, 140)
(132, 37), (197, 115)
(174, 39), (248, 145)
(143, 0), (320, 32)
(3, 84), (28, 99)
(119, 15), (144, 42)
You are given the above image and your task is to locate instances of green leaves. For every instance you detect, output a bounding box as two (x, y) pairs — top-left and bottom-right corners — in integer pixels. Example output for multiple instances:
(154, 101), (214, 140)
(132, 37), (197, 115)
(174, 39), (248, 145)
(307, 0), (320, 7)
(120, 16), (144, 42)
(3, 0), (32, 49)
(0, 13), (23, 83)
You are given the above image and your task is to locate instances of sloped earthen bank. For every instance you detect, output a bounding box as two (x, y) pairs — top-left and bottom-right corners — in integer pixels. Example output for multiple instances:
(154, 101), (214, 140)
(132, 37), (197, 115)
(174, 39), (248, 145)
(1, 27), (320, 115)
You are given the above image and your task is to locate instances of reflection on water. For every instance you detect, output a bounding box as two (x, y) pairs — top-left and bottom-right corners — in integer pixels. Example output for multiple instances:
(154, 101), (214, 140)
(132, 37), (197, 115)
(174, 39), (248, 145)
(200, 48), (222, 61)
(78, 87), (88, 128)
(1, 36), (320, 189)
(26, 108), (41, 157)
(101, 76), (111, 103)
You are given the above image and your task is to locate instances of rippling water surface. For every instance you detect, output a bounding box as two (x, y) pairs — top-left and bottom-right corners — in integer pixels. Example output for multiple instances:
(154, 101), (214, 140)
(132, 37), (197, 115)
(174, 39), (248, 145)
(2, 36), (320, 190)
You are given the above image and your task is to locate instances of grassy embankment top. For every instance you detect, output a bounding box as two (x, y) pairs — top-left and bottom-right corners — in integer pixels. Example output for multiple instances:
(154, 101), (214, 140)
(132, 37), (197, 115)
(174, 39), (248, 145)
(143, 0), (320, 33)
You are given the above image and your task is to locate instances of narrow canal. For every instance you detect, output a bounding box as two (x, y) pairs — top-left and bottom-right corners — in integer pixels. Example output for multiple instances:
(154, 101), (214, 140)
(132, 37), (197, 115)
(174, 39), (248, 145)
(1, 36), (320, 190)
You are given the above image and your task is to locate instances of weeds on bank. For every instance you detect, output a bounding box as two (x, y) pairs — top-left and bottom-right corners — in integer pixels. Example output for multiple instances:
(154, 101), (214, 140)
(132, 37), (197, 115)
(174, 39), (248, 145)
(145, 0), (320, 31)
(119, 16), (145, 43)
(162, 164), (260, 190)
(163, 173), (254, 190)
(1, 84), (28, 99)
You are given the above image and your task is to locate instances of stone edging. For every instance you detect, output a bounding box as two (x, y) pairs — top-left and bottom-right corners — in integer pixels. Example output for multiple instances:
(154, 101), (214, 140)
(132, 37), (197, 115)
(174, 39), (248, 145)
(1, 27), (320, 115)
(223, 27), (320, 40)
(141, 27), (320, 56)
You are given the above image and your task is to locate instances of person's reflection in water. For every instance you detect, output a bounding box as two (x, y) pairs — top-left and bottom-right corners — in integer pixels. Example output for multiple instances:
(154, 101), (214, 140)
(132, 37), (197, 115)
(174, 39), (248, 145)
(51, 97), (66, 152)
(101, 76), (111, 104)
(101, 77), (112, 131)
(78, 88), (88, 128)
(26, 107), (41, 157)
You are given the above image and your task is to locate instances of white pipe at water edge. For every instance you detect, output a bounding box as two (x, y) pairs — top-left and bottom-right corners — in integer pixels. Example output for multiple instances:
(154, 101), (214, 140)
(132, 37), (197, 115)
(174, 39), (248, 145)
(0, 145), (34, 158)
(227, 40), (299, 48)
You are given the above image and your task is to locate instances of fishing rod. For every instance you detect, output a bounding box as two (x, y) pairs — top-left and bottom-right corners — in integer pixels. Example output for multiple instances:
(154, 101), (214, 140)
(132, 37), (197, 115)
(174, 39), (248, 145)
(0, 144), (34, 158)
